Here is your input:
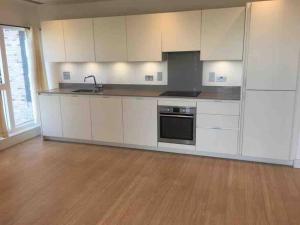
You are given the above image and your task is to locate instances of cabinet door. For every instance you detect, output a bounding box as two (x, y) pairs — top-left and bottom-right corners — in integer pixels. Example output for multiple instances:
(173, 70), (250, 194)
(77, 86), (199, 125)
(196, 128), (239, 155)
(162, 11), (201, 52)
(126, 14), (162, 62)
(93, 16), (127, 62)
(201, 7), (245, 60)
(242, 91), (295, 160)
(41, 21), (65, 62)
(123, 98), (157, 147)
(245, 1), (299, 90)
(39, 94), (63, 137)
(90, 96), (123, 143)
(60, 95), (91, 140)
(63, 18), (95, 62)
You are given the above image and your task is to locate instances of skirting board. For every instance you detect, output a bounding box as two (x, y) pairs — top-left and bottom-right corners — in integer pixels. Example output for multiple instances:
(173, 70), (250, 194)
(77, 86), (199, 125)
(294, 160), (300, 168)
(44, 136), (294, 167)
(0, 126), (41, 151)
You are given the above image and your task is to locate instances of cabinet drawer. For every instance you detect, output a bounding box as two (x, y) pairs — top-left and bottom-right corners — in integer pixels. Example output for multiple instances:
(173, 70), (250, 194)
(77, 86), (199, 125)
(196, 128), (238, 155)
(197, 101), (240, 115)
(197, 114), (239, 129)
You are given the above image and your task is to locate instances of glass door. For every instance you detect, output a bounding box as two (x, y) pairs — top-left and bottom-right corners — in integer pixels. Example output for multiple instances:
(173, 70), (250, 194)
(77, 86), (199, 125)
(0, 26), (36, 134)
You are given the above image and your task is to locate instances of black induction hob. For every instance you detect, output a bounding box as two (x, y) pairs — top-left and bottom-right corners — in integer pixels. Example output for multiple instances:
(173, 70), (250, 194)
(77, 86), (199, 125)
(160, 91), (201, 98)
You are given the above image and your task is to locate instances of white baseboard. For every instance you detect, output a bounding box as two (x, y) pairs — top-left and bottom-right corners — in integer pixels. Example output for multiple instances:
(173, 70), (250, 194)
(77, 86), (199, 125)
(294, 159), (300, 168)
(44, 136), (294, 167)
(0, 126), (41, 151)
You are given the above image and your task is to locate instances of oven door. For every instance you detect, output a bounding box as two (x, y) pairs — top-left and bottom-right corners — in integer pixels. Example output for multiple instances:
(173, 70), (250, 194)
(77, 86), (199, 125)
(158, 113), (196, 145)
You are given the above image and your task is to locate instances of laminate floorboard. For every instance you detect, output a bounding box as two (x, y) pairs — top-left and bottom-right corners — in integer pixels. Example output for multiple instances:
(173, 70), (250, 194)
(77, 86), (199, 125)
(0, 137), (300, 225)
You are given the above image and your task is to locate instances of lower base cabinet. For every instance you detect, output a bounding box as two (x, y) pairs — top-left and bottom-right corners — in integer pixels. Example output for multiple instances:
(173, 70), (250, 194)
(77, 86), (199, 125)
(60, 95), (92, 140)
(90, 96), (123, 143)
(196, 128), (239, 155)
(123, 98), (157, 147)
(39, 94), (63, 137)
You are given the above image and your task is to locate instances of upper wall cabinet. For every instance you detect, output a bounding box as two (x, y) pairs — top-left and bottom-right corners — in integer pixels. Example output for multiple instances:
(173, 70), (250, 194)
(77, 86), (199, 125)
(126, 14), (162, 62)
(93, 16), (127, 62)
(245, 1), (300, 91)
(63, 18), (95, 62)
(41, 20), (66, 62)
(161, 10), (201, 52)
(201, 7), (245, 61)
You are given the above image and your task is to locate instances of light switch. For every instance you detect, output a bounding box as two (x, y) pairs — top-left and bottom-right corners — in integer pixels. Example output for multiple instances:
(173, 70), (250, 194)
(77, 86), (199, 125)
(157, 72), (163, 81)
(208, 72), (215, 82)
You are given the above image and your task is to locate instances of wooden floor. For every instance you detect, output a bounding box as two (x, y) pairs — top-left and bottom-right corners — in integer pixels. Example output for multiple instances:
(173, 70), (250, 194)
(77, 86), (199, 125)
(0, 138), (300, 225)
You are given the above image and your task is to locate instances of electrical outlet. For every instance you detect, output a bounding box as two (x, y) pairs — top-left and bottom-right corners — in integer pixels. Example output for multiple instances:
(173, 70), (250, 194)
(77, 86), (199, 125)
(216, 75), (227, 82)
(208, 72), (216, 82)
(145, 75), (154, 81)
(157, 72), (163, 81)
(63, 71), (71, 80)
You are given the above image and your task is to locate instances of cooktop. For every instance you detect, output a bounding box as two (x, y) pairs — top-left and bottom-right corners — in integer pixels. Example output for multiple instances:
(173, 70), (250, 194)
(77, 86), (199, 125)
(159, 91), (201, 98)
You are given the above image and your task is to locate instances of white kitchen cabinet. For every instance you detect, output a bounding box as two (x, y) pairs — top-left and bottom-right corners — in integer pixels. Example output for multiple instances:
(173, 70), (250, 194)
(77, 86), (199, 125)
(39, 94), (63, 137)
(197, 101), (240, 115)
(63, 18), (95, 62)
(41, 20), (65, 62)
(161, 10), (201, 52)
(197, 114), (239, 130)
(60, 95), (92, 140)
(242, 91), (295, 160)
(93, 16), (127, 62)
(123, 97), (157, 147)
(90, 96), (123, 143)
(196, 128), (239, 155)
(126, 14), (162, 62)
(200, 7), (245, 60)
(245, 1), (300, 90)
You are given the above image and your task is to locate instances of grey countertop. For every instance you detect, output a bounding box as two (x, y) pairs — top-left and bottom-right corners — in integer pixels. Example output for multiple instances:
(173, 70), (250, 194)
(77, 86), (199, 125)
(39, 87), (241, 101)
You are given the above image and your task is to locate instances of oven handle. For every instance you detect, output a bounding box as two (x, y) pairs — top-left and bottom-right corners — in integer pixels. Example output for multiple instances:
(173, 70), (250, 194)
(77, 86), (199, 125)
(160, 114), (194, 119)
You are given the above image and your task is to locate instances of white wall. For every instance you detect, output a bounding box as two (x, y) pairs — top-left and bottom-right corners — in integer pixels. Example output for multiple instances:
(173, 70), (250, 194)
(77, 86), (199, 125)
(202, 61), (243, 86)
(46, 62), (168, 89)
(0, 0), (38, 26)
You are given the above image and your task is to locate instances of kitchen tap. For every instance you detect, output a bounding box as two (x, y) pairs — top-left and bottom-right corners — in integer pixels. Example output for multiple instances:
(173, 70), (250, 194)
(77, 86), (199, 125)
(84, 75), (103, 91)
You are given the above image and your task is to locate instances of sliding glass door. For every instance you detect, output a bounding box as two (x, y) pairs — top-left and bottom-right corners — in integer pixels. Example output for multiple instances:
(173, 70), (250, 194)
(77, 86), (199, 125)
(0, 26), (36, 135)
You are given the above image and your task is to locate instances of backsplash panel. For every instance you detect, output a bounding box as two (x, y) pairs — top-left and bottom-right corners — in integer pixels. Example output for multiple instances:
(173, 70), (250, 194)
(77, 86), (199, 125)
(46, 61), (168, 88)
(202, 61), (243, 86)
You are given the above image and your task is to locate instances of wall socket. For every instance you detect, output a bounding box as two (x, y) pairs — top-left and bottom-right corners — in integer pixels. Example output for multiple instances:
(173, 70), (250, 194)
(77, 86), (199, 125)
(63, 71), (71, 80)
(145, 75), (154, 81)
(157, 72), (163, 81)
(216, 75), (227, 82)
(208, 72), (216, 82)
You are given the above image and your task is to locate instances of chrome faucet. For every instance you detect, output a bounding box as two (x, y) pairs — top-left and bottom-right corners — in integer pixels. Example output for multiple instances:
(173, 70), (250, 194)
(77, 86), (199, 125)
(84, 75), (103, 92)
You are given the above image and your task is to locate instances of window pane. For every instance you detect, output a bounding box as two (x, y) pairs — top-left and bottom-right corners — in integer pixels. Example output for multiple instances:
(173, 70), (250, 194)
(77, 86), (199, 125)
(3, 27), (34, 127)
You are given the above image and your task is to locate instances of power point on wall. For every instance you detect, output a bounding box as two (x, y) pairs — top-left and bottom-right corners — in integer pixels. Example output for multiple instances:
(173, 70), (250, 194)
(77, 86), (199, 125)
(157, 72), (163, 81)
(216, 75), (227, 82)
(208, 72), (216, 82)
(63, 71), (71, 80)
(145, 75), (154, 81)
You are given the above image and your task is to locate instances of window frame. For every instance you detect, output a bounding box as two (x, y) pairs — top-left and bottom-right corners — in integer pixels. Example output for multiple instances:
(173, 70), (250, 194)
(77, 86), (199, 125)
(0, 25), (36, 135)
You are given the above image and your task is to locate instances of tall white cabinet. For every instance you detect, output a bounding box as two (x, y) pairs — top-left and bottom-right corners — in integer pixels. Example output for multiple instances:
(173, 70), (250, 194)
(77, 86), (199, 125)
(242, 1), (300, 161)
(242, 91), (295, 160)
(245, 1), (300, 90)
(126, 14), (162, 61)
(123, 98), (157, 147)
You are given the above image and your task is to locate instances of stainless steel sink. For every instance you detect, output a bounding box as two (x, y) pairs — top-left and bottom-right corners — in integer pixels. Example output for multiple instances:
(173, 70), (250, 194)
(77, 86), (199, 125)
(72, 89), (103, 94)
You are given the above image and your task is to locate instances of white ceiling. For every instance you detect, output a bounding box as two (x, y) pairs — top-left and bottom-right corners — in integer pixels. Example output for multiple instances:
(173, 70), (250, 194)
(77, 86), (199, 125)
(24, 0), (259, 6)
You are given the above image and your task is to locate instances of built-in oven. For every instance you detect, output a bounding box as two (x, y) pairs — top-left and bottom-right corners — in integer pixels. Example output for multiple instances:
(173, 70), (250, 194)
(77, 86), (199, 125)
(158, 106), (196, 145)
